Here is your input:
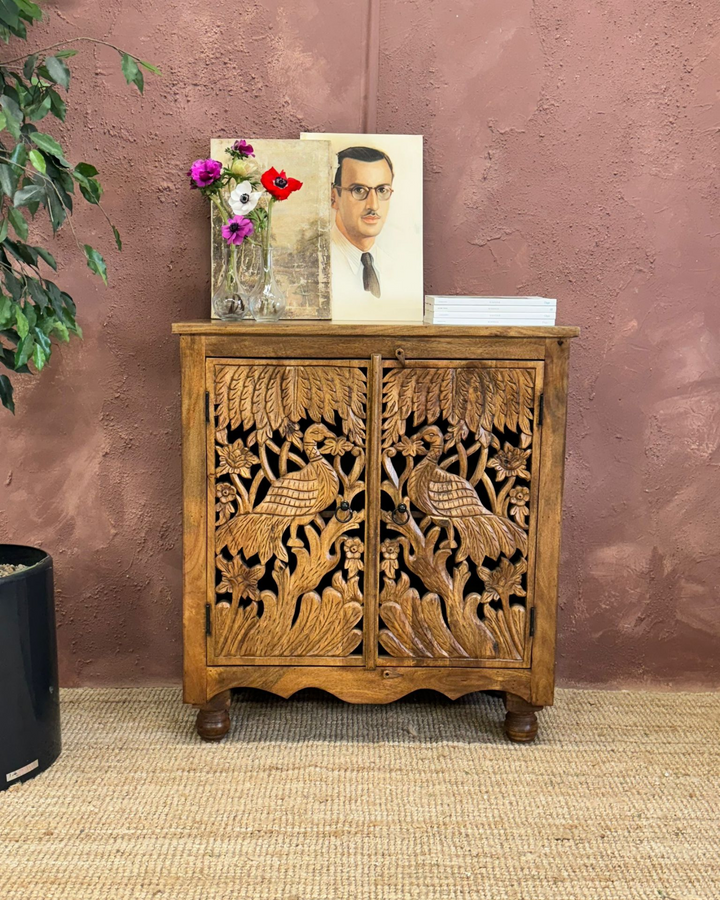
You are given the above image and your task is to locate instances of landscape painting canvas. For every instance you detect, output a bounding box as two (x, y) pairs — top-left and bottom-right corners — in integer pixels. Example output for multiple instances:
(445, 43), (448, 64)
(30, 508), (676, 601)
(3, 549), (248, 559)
(210, 138), (333, 319)
(301, 132), (424, 322)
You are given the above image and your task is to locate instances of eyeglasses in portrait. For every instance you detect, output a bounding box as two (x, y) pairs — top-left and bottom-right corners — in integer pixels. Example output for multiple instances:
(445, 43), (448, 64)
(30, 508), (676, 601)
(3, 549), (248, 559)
(301, 133), (424, 322)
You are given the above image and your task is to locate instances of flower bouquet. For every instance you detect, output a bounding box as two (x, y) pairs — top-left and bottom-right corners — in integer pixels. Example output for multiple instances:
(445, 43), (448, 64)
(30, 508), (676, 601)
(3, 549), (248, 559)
(188, 140), (303, 321)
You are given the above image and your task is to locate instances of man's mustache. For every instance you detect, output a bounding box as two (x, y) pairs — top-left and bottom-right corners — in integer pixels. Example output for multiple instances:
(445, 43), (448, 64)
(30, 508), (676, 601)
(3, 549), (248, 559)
(362, 210), (381, 217)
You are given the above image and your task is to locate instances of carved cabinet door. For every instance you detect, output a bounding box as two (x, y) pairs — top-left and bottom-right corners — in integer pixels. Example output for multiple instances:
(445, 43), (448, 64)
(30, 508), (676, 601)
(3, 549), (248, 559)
(378, 360), (544, 666)
(207, 359), (368, 665)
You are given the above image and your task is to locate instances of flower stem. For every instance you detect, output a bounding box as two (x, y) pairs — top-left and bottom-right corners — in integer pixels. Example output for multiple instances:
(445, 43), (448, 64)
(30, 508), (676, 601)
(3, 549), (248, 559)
(210, 193), (227, 221)
(263, 198), (275, 272)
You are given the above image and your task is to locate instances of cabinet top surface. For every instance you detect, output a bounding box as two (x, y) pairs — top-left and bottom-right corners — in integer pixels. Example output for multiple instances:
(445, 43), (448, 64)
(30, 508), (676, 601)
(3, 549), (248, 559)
(172, 321), (580, 338)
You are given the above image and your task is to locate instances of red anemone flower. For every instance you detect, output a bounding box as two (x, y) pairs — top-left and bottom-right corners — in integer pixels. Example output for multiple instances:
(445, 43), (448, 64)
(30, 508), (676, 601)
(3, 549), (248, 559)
(261, 167), (303, 201)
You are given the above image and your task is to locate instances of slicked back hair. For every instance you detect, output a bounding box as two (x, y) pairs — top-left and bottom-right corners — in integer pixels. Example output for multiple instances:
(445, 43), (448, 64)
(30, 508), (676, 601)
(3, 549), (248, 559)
(333, 146), (394, 187)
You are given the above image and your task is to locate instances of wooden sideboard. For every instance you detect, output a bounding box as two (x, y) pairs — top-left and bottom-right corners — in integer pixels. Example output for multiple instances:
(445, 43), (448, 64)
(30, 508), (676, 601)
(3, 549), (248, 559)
(172, 322), (578, 742)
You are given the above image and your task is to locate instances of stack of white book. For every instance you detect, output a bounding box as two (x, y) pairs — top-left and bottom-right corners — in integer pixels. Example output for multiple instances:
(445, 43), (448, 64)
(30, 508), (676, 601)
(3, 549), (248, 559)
(424, 296), (556, 326)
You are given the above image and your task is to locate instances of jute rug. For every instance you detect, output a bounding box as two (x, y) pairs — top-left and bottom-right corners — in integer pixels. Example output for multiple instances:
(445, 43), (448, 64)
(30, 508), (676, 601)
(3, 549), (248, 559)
(1, 687), (718, 900)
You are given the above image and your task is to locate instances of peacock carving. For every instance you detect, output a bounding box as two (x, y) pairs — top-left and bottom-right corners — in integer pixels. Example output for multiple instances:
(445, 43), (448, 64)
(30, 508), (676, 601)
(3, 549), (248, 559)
(379, 363), (539, 662)
(407, 425), (527, 564)
(216, 423), (341, 563)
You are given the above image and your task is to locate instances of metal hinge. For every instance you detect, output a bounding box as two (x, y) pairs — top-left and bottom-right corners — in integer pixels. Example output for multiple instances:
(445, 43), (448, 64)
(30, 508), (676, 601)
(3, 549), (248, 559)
(205, 391), (210, 423)
(537, 393), (544, 428)
(205, 603), (212, 636)
(529, 607), (536, 638)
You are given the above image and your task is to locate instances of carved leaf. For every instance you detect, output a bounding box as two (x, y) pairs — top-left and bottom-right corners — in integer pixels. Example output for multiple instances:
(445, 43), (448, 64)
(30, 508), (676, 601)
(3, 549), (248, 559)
(382, 365), (536, 448)
(216, 364), (367, 447)
(281, 366), (311, 423)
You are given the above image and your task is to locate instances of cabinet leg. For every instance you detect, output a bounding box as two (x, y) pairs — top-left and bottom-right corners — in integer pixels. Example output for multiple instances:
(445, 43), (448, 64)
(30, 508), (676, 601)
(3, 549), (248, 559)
(196, 690), (231, 741)
(503, 692), (542, 743)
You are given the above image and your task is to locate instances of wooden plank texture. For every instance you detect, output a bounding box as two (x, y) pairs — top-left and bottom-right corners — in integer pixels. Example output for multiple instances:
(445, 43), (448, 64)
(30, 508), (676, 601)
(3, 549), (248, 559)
(529, 337), (572, 706)
(173, 321), (579, 338)
(180, 335), (208, 704)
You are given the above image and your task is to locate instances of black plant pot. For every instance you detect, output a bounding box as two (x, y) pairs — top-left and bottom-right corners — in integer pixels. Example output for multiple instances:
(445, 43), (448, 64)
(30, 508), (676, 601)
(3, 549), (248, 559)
(0, 545), (61, 790)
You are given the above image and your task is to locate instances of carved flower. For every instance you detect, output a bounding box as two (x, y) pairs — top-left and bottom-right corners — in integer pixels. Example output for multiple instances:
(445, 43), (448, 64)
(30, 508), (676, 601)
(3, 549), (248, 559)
(477, 558), (527, 603)
(509, 487), (530, 506)
(509, 486), (530, 526)
(380, 538), (401, 579)
(216, 439), (259, 478)
(216, 483), (238, 504)
(396, 434), (425, 457)
(488, 443), (531, 481)
(343, 537), (364, 579)
(280, 419), (303, 448)
(320, 434), (354, 456)
(216, 554), (264, 601)
(215, 483), (237, 524)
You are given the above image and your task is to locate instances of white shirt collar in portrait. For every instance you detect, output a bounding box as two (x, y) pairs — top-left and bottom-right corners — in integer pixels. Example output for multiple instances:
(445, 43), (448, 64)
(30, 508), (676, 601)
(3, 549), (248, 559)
(331, 223), (387, 278)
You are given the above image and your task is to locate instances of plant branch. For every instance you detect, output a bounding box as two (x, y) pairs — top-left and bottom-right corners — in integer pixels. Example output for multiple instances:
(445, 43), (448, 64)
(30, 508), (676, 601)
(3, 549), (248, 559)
(1, 37), (141, 66)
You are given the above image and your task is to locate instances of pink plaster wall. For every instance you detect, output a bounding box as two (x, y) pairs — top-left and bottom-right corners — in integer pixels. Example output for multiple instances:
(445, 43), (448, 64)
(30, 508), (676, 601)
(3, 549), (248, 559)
(2, 0), (719, 687)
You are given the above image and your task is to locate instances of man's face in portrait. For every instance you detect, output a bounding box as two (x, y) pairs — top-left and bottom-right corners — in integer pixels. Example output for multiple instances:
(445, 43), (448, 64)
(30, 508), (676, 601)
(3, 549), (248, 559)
(331, 157), (393, 248)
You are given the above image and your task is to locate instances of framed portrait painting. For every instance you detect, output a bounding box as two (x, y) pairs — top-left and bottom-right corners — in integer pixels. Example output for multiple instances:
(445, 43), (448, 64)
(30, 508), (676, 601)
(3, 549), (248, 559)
(301, 132), (424, 323)
(210, 138), (333, 319)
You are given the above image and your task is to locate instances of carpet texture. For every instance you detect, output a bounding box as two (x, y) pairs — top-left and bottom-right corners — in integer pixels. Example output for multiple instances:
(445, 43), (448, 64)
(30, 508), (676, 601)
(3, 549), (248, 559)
(1, 687), (719, 900)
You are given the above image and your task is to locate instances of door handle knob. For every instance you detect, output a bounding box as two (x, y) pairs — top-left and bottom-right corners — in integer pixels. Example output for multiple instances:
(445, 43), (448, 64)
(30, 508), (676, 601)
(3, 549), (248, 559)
(391, 503), (410, 525)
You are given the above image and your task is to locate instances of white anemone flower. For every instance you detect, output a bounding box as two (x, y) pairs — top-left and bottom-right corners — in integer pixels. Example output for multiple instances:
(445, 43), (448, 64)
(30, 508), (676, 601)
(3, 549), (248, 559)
(229, 181), (263, 216)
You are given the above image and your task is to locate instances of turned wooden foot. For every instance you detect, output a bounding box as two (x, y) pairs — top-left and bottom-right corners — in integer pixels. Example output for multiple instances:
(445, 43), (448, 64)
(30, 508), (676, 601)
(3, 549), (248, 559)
(196, 690), (231, 741)
(503, 692), (542, 743)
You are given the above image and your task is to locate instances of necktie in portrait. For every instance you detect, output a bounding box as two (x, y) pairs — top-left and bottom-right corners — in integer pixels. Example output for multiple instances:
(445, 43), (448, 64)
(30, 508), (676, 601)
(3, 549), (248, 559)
(361, 252), (381, 298)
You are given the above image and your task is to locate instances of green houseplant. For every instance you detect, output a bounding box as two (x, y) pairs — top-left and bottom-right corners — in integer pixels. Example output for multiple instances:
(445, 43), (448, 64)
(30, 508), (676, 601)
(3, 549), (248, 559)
(0, 0), (159, 413)
(0, 0), (158, 788)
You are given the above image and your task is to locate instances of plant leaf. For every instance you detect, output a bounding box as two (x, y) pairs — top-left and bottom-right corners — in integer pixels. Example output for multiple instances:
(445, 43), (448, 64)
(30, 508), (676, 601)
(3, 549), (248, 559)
(51, 319), (69, 341)
(0, 94), (22, 139)
(35, 246), (57, 269)
(15, 332), (35, 368)
(0, 163), (18, 198)
(75, 162), (98, 177)
(32, 341), (45, 369)
(54, 49), (78, 59)
(27, 278), (48, 308)
(15, 306), (29, 339)
(29, 148), (46, 174)
(28, 93), (52, 121)
(0, 0), (20, 28)
(23, 53), (37, 80)
(14, 183), (45, 207)
(10, 142), (28, 168)
(44, 55), (71, 90)
(4, 238), (37, 267)
(48, 89), (66, 121)
(0, 373), (14, 413)
(30, 131), (67, 162)
(138, 59), (162, 75)
(8, 206), (28, 241)
(15, 0), (43, 21)
(83, 244), (107, 284)
(0, 218), (8, 242)
(0, 294), (14, 327)
(112, 224), (122, 251)
(33, 324), (51, 360)
(46, 188), (66, 231)
(121, 53), (143, 93)
(77, 176), (101, 204)
(3, 267), (24, 301)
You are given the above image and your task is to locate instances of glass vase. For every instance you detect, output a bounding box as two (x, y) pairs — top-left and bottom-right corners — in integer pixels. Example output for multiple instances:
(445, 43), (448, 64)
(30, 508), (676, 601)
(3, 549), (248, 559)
(212, 242), (253, 321)
(248, 204), (286, 322)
